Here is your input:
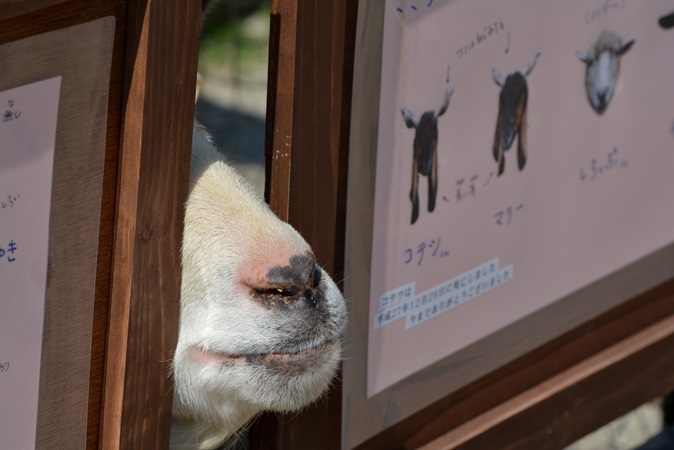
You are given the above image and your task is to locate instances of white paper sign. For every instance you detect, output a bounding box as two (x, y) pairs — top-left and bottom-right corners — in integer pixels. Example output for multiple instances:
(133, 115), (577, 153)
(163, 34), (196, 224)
(367, 0), (674, 397)
(0, 77), (62, 450)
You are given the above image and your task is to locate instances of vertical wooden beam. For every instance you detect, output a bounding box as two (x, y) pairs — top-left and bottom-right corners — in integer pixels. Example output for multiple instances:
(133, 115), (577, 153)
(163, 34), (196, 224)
(101, 1), (200, 448)
(264, 0), (298, 221)
(89, 3), (128, 448)
(257, 0), (358, 448)
(286, 0), (357, 279)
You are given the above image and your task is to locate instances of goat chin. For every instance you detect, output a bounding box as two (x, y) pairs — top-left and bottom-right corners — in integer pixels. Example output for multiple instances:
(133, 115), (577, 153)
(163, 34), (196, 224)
(170, 123), (347, 450)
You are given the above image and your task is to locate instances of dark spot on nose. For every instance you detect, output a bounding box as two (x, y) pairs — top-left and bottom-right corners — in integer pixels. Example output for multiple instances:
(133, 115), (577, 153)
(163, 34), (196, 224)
(267, 253), (315, 287)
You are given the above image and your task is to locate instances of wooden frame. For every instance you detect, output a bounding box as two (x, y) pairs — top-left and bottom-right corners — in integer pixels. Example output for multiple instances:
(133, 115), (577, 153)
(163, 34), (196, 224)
(100, 1), (200, 449)
(342, 2), (674, 449)
(260, 2), (674, 449)
(0, 1), (200, 448)
(0, 4), (121, 449)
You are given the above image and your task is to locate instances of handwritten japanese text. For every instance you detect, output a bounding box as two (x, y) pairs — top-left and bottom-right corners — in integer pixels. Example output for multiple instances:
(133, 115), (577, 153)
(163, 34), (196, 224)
(404, 236), (449, 266)
(579, 147), (628, 182)
(456, 21), (506, 59)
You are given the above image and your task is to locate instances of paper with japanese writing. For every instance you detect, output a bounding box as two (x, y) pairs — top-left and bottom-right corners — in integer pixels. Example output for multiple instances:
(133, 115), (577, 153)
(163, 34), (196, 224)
(368, 0), (674, 396)
(0, 77), (61, 449)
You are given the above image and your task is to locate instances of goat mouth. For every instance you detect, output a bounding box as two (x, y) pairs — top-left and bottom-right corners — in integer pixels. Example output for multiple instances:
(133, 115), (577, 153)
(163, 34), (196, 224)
(188, 340), (336, 372)
(245, 343), (336, 374)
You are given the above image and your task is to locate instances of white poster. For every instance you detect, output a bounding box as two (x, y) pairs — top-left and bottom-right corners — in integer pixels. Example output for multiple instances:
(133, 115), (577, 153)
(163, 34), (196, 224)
(0, 77), (62, 450)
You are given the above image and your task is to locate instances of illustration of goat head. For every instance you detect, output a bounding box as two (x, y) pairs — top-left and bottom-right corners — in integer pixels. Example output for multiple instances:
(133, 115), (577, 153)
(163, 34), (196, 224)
(577, 30), (634, 115)
(400, 87), (454, 224)
(491, 51), (540, 176)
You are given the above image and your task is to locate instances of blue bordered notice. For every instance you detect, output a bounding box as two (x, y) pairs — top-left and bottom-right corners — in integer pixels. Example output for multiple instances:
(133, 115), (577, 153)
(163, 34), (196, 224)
(374, 258), (513, 330)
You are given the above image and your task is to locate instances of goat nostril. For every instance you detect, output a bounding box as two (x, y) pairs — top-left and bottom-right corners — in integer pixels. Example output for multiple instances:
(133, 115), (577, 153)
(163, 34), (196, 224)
(313, 264), (322, 289)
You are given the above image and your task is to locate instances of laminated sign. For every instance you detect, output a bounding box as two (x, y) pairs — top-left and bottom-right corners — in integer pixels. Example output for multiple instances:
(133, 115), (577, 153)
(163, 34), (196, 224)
(0, 77), (62, 450)
(367, 0), (674, 397)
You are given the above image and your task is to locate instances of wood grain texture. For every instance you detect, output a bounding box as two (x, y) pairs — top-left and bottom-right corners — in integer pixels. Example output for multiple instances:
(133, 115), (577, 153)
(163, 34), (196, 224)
(254, 0), (358, 448)
(0, 5), (119, 449)
(0, 0), (73, 21)
(419, 300), (674, 450)
(341, 3), (385, 446)
(88, 3), (127, 448)
(100, 1), (200, 449)
(264, 0), (297, 222)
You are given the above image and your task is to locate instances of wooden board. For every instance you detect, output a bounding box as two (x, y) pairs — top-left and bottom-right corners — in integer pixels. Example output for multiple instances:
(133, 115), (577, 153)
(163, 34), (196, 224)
(100, 0), (201, 449)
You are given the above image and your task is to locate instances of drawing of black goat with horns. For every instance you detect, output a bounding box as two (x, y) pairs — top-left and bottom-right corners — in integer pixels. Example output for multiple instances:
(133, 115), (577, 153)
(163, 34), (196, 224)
(401, 87), (454, 224)
(491, 52), (540, 176)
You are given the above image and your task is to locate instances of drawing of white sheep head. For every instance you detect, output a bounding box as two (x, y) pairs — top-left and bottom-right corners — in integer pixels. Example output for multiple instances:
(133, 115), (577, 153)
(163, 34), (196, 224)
(577, 30), (634, 115)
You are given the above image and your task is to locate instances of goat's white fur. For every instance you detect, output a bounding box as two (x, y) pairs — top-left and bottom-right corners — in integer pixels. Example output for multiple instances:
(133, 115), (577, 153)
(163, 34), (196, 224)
(577, 30), (634, 114)
(170, 124), (347, 449)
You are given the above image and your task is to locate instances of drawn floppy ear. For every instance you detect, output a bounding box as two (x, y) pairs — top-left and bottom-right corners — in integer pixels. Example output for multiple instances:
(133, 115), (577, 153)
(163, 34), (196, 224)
(401, 105), (419, 128)
(618, 39), (635, 55)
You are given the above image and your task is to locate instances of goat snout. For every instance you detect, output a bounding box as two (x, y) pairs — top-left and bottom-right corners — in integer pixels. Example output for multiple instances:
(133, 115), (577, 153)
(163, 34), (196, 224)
(594, 89), (610, 113)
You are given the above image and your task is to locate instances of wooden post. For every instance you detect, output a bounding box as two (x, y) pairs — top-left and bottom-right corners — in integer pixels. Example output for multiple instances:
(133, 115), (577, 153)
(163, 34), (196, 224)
(101, 1), (200, 448)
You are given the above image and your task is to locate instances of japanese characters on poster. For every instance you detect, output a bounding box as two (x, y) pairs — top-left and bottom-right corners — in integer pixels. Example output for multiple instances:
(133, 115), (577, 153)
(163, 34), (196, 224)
(0, 77), (61, 449)
(368, 0), (674, 396)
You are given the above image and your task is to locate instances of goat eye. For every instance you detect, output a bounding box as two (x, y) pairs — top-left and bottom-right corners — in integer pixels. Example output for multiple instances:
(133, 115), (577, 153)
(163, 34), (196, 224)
(252, 286), (295, 298)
